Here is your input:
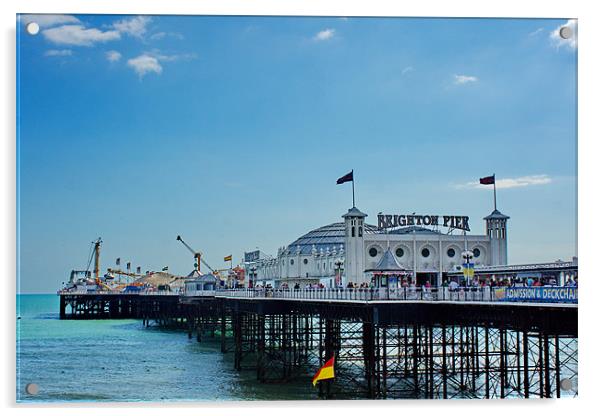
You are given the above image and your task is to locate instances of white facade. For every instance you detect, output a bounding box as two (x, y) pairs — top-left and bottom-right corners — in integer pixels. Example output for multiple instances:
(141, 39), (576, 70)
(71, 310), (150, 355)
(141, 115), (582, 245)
(244, 206), (509, 287)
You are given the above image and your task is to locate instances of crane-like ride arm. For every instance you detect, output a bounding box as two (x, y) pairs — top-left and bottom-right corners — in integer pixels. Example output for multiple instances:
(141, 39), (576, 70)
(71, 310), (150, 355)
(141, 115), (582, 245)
(176, 235), (215, 273)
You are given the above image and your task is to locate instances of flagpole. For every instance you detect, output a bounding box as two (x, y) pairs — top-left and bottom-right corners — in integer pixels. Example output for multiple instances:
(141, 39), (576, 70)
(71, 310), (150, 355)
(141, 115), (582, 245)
(352, 170), (355, 207)
(493, 173), (497, 211)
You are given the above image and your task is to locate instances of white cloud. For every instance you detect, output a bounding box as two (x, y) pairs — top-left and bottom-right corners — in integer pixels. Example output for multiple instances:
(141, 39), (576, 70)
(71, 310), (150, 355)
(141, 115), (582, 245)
(149, 32), (166, 40)
(106, 50), (122, 62)
(529, 28), (544, 37)
(113, 16), (152, 38)
(313, 28), (335, 41)
(43, 25), (120, 46)
(20, 14), (80, 28)
(402, 66), (414, 75)
(44, 49), (72, 57)
(126, 50), (196, 77)
(456, 175), (552, 190)
(149, 32), (184, 41)
(127, 54), (162, 77)
(454, 74), (478, 85)
(550, 19), (577, 50)
(143, 49), (197, 62)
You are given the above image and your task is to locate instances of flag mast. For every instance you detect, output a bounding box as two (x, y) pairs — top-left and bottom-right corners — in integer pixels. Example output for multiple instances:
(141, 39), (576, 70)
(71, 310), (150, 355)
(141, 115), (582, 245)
(352, 169), (355, 207)
(336, 170), (355, 207)
(493, 173), (497, 211)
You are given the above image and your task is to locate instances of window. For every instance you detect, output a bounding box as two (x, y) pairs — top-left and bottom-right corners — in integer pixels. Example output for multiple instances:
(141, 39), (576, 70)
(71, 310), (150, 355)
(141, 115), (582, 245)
(352, 226), (355, 237)
(290, 259), (294, 265)
(421, 248), (430, 258)
(369, 247), (378, 257)
(395, 248), (404, 258)
(447, 248), (456, 258)
(473, 248), (481, 258)
(303, 258), (308, 265)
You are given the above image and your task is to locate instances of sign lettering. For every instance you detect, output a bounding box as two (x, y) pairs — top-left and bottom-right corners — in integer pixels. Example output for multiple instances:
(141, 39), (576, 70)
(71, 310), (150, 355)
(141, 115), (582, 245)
(378, 213), (470, 232)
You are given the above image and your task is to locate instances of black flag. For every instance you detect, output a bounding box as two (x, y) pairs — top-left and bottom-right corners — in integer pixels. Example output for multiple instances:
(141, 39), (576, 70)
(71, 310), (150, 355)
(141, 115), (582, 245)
(336, 171), (353, 184)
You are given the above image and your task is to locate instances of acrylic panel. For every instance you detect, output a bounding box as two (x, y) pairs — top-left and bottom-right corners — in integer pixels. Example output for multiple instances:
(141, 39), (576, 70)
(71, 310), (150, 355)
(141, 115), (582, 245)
(16, 14), (578, 402)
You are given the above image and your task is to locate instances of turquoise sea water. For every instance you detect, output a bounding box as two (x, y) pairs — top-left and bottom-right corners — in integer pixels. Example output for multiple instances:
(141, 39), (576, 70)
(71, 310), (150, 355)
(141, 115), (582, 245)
(16, 294), (315, 402)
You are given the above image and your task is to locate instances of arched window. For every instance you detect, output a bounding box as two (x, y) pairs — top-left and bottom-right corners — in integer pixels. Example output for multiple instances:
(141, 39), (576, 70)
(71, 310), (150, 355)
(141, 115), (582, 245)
(351, 226), (355, 237)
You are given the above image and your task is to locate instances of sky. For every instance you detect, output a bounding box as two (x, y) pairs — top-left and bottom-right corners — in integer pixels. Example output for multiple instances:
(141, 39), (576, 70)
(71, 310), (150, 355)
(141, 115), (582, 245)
(16, 15), (577, 293)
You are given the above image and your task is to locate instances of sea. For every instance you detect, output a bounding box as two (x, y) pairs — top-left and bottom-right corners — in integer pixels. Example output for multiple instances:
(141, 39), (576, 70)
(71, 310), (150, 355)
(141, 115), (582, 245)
(16, 294), (315, 403)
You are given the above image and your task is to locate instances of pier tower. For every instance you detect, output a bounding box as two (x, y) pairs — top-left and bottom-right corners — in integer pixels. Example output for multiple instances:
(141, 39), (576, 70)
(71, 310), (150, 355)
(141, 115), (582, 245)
(343, 206), (368, 285)
(484, 209), (510, 265)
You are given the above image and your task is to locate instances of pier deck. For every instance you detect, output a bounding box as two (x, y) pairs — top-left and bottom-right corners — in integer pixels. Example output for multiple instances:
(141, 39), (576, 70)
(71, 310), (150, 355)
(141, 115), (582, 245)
(58, 288), (578, 399)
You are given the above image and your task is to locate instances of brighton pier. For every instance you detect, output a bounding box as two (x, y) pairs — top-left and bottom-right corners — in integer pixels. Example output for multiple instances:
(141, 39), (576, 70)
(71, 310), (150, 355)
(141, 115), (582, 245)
(58, 287), (578, 400)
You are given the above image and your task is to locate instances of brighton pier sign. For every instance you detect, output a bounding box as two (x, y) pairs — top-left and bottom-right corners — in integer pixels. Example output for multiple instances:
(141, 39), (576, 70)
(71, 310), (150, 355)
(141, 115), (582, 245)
(377, 213), (470, 232)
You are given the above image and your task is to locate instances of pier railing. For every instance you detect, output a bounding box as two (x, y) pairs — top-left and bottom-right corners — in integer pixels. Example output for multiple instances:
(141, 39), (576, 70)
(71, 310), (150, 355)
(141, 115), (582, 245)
(213, 286), (578, 303)
(214, 287), (498, 302)
(58, 286), (577, 304)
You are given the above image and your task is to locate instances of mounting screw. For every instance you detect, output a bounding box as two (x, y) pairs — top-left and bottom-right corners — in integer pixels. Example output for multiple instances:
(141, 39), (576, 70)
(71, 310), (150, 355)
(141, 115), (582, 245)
(560, 378), (573, 391)
(25, 383), (39, 395)
(25, 22), (40, 36)
(559, 26), (573, 40)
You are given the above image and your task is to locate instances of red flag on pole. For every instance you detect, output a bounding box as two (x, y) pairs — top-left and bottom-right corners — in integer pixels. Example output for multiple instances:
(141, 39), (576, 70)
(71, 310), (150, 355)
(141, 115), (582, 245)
(336, 171), (353, 185)
(479, 175), (495, 185)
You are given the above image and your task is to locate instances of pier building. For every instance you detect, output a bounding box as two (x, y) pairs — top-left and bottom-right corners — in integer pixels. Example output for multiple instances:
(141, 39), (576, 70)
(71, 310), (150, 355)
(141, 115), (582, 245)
(244, 205), (509, 288)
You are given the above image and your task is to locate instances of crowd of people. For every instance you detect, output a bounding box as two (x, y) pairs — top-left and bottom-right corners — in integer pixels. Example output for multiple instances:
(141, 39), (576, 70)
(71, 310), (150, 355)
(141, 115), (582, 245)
(250, 275), (576, 291)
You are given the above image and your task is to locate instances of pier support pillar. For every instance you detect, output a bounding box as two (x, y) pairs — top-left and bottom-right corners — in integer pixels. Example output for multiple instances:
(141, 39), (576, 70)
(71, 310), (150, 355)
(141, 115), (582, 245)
(59, 295), (66, 319)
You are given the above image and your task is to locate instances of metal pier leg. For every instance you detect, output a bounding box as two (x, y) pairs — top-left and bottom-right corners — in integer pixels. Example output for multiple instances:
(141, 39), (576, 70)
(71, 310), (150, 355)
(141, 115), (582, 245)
(500, 328), (506, 398)
(257, 314), (266, 382)
(412, 325), (419, 395)
(544, 334), (551, 398)
(523, 331), (530, 398)
(538, 333), (544, 398)
(517, 331), (522, 397)
(382, 327), (387, 399)
(220, 308), (227, 353)
(234, 312), (242, 371)
(442, 325), (448, 399)
(428, 326), (434, 398)
(362, 322), (376, 399)
(59, 296), (66, 319)
(555, 335), (561, 398)
(485, 326), (490, 398)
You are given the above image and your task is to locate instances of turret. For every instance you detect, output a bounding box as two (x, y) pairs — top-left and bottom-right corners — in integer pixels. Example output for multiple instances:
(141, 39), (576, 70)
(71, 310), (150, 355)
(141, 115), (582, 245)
(484, 209), (510, 265)
(342, 207), (367, 284)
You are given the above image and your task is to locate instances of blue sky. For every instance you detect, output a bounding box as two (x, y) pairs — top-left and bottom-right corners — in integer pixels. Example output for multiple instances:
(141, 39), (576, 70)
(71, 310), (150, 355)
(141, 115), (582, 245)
(17, 15), (577, 293)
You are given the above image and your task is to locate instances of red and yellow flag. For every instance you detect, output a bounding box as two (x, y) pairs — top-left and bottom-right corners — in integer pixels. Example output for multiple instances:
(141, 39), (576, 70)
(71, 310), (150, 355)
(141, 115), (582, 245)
(312, 356), (335, 386)
(224, 255), (232, 262)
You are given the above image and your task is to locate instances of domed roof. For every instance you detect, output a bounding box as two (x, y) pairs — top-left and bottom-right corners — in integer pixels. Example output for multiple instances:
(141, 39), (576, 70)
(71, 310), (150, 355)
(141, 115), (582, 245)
(286, 222), (378, 255)
(484, 209), (510, 220)
(285, 222), (441, 256)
